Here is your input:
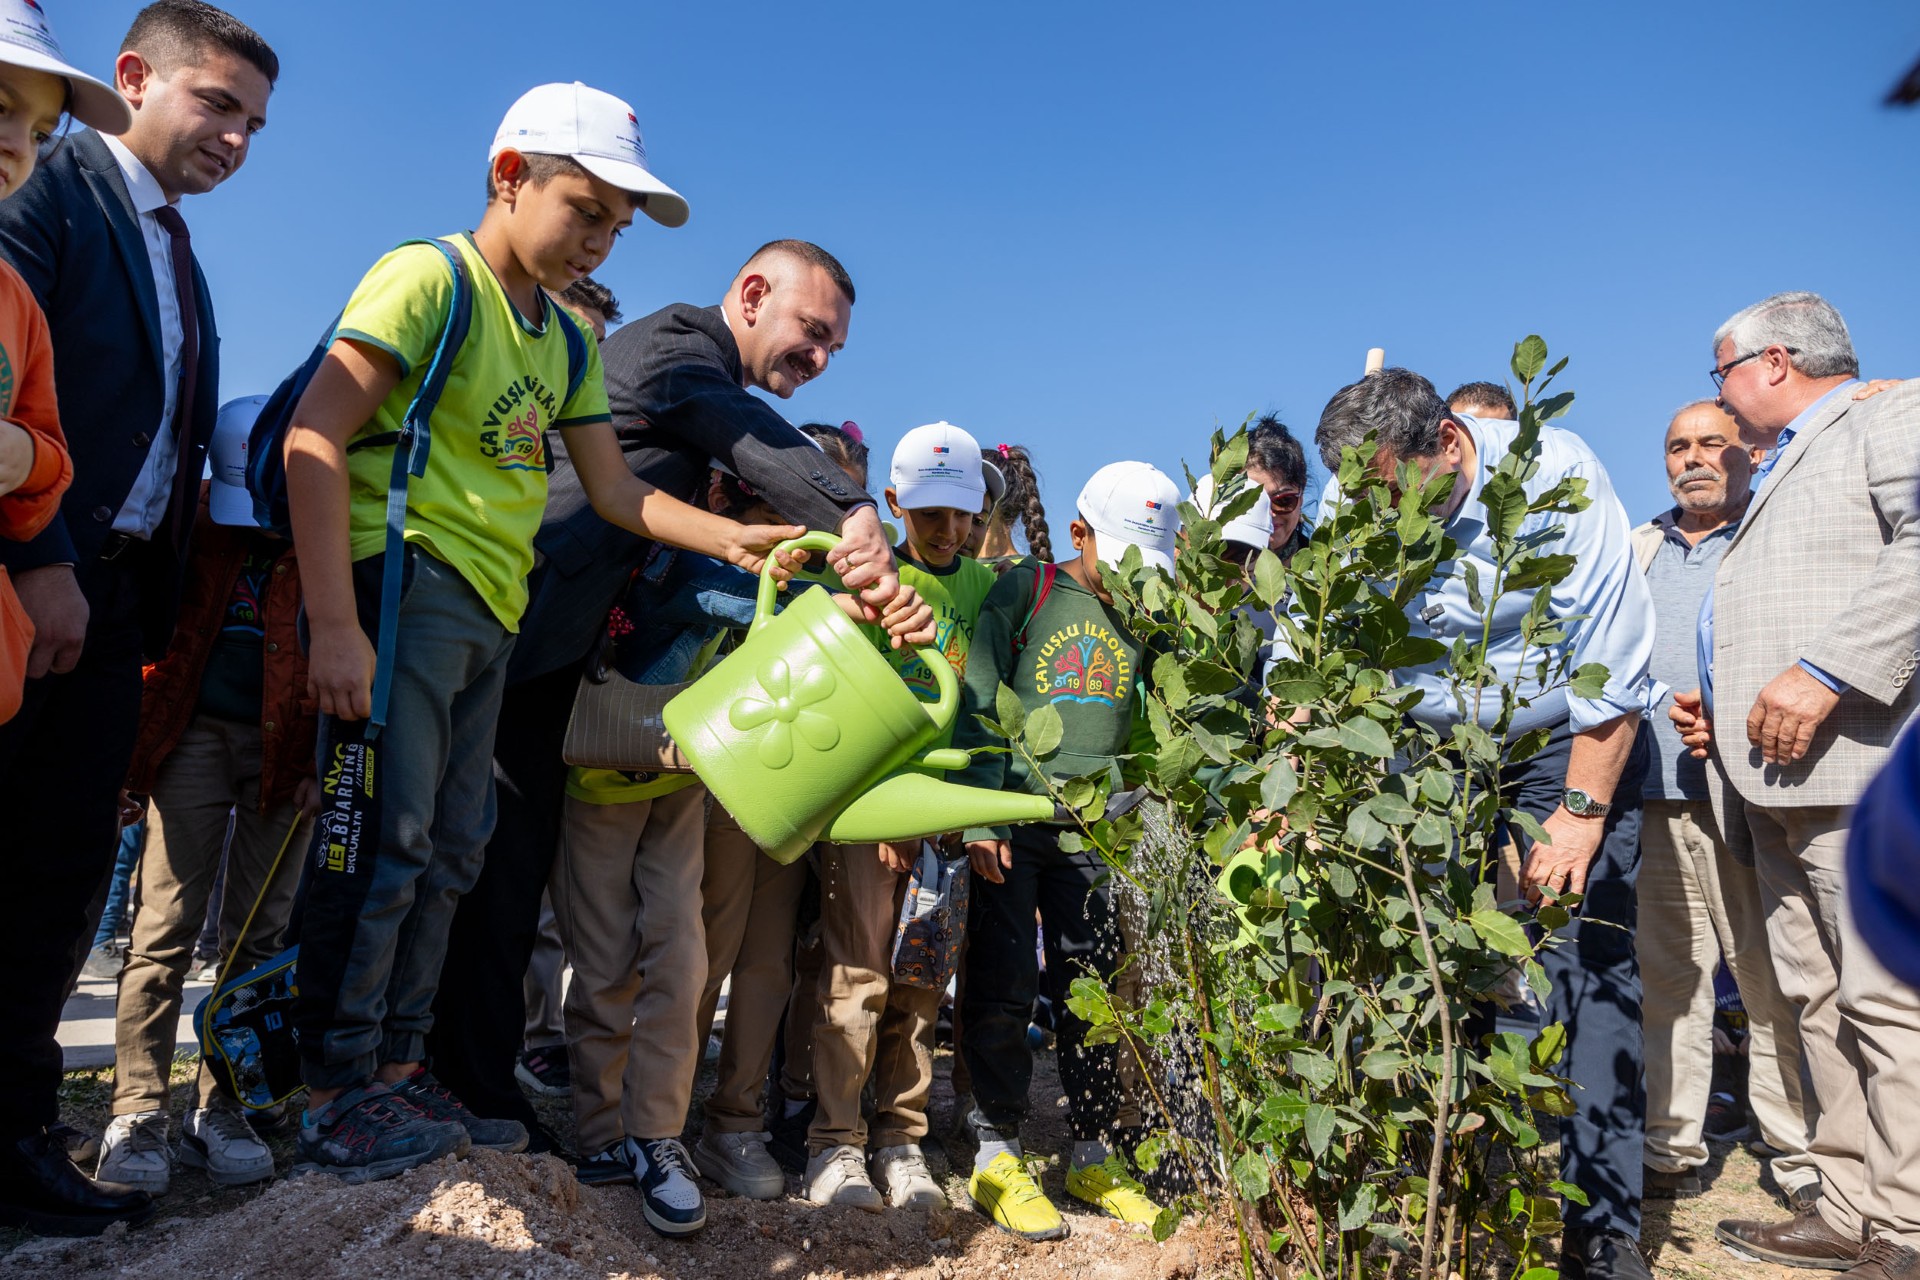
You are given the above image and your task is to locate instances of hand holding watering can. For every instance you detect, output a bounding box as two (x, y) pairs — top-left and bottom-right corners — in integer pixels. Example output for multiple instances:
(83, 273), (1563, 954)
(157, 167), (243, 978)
(663, 532), (1053, 863)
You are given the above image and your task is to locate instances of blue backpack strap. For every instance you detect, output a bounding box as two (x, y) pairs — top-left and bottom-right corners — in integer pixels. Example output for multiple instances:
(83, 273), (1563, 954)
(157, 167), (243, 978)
(367, 237), (474, 738)
(549, 298), (590, 404)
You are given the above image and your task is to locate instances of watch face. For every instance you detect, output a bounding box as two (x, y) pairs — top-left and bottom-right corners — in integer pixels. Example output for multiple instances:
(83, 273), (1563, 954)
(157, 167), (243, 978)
(1565, 790), (1592, 814)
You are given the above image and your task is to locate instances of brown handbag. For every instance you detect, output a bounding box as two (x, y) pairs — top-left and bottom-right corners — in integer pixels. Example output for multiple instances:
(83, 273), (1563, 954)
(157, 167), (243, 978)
(560, 669), (695, 772)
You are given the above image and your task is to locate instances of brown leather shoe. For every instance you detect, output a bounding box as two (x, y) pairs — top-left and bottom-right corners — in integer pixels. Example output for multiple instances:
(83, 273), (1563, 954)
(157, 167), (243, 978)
(1715, 1214), (1862, 1271)
(1847, 1238), (1920, 1278)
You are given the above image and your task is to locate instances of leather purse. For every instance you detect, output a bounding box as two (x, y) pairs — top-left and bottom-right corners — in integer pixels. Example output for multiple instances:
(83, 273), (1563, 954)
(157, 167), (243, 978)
(561, 669), (695, 772)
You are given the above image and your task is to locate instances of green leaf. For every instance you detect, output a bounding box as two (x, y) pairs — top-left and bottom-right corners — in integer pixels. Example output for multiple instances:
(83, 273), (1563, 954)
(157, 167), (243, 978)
(1512, 334), (1548, 383)
(1152, 1207), (1181, 1243)
(1254, 1003), (1304, 1033)
(1252, 549), (1287, 609)
(1290, 1050), (1338, 1090)
(1569, 661), (1610, 700)
(1337, 1183), (1379, 1231)
(1258, 757), (1299, 811)
(1503, 552), (1578, 593)
(1259, 1090), (1310, 1132)
(1025, 702), (1063, 759)
(1304, 1103), (1336, 1157)
(1481, 473), (1529, 542)
(1326, 862), (1359, 899)
(994, 683), (1026, 740)
(1366, 793), (1419, 826)
(1156, 735), (1202, 788)
(1551, 1179), (1591, 1207)
(1531, 1022), (1568, 1071)
(1359, 1049), (1412, 1080)
(1230, 1151), (1269, 1202)
(1469, 907), (1533, 958)
(1335, 716), (1395, 757)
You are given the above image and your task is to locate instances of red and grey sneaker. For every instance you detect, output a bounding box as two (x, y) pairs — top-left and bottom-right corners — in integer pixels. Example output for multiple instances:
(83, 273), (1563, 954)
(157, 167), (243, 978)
(515, 1045), (572, 1098)
(390, 1069), (529, 1153)
(292, 1083), (469, 1185)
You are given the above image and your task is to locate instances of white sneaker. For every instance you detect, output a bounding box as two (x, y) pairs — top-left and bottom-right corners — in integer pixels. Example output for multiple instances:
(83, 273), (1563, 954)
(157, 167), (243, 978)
(97, 1111), (172, 1194)
(179, 1103), (275, 1185)
(694, 1129), (786, 1199)
(804, 1144), (885, 1212)
(632, 1138), (707, 1237)
(870, 1143), (945, 1210)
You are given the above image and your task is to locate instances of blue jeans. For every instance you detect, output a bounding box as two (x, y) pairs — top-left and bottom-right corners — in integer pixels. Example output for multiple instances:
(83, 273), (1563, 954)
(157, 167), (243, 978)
(1498, 719), (1652, 1239)
(292, 548), (515, 1089)
(92, 821), (143, 949)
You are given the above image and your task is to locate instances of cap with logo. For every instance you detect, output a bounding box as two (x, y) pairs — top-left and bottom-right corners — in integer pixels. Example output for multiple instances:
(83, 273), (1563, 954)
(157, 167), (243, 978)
(1190, 473), (1273, 551)
(0, 0), (132, 135)
(890, 421), (1006, 513)
(490, 82), (689, 228)
(1077, 460), (1182, 578)
(208, 394), (268, 527)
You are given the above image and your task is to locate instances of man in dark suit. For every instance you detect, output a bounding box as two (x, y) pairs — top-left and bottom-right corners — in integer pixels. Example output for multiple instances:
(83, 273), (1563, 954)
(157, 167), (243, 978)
(429, 239), (918, 1146)
(0, 2), (276, 1235)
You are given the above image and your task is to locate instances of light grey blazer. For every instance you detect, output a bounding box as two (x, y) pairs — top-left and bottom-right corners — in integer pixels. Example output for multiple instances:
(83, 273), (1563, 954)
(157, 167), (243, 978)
(1712, 380), (1920, 809)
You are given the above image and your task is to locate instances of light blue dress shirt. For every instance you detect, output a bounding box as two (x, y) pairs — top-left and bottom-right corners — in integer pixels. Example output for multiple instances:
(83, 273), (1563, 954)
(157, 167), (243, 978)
(1695, 381), (1858, 716)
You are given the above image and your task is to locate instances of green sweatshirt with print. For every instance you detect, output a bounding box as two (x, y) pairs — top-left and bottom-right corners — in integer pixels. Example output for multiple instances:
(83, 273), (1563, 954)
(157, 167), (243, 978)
(952, 560), (1152, 841)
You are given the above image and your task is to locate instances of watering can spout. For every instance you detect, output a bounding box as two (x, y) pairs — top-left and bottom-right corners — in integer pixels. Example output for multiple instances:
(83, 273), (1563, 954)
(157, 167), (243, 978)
(823, 770), (1055, 844)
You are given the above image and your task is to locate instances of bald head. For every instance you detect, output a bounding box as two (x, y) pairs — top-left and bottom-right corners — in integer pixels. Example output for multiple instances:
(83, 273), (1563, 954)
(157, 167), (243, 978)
(722, 240), (855, 398)
(1665, 399), (1759, 519)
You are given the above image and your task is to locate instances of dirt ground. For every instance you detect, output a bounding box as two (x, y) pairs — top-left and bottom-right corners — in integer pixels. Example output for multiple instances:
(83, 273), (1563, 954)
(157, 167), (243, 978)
(3, 1049), (1803, 1279)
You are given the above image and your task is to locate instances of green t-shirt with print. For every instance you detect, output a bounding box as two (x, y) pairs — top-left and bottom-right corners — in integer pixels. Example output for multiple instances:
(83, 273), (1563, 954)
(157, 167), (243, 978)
(335, 234), (610, 630)
(875, 552), (998, 749)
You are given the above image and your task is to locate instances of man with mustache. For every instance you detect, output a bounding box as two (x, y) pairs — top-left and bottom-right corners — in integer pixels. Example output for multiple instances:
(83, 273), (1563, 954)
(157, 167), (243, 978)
(1630, 401), (1814, 1210)
(428, 239), (926, 1148)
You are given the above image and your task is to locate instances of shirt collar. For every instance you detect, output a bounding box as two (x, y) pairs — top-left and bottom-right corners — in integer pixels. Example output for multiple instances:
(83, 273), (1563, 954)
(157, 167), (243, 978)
(1651, 505), (1741, 547)
(99, 133), (174, 215)
(1777, 379), (1860, 446)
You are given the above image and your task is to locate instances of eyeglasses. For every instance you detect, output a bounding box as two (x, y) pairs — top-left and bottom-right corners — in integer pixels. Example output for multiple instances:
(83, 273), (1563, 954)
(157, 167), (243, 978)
(1710, 346), (1796, 391)
(1269, 489), (1303, 515)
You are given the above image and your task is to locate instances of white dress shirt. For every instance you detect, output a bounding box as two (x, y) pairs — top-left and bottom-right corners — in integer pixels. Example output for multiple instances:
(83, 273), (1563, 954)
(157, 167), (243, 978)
(100, 132), (188, 540)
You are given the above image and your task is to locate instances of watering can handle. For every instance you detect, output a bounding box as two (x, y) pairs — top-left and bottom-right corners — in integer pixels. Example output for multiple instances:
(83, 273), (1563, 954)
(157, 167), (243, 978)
(750, 532), (960, 742)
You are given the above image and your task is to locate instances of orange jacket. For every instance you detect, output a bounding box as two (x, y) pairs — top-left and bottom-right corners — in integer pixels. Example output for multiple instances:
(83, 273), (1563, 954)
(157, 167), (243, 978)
(125, 492), (316, 808)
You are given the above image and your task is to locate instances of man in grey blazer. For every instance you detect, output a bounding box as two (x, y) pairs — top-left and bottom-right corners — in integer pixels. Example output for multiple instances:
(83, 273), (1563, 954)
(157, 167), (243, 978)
(1689, 292), (1920, 1278)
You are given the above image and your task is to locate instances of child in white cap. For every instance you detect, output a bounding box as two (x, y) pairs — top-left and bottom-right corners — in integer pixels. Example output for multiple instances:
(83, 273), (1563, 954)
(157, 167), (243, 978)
(950, 460), (1180, 1240)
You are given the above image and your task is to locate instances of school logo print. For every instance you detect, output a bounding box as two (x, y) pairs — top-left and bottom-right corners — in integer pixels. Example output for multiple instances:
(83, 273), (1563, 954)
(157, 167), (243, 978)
(896, 608), (970, 700)
(479, 373), (560, 472)
(1033, 622), (1132, 707)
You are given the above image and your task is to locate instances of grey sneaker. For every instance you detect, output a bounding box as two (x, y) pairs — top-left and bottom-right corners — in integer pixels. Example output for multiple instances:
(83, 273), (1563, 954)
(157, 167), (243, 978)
(804, 1144), (885, 1213)
(870, 1143), (944, 1209)
(389, 1068), (527, 1152)
(96, 1112), (172, 1194)
(694, 1129), (785, 1199)
(179, 1103), (274, 1186)
(80, 943), (124, 982)
(292, 1083), (469, 1184)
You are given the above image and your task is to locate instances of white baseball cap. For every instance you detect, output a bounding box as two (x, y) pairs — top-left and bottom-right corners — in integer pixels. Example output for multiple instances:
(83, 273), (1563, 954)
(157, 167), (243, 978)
(0, 0), (132, 135)
(208, 394), (267, 527)
(890, 422), (1006, 513)
(490, 82), (689, 228)
(1078, 461), (1182, 578)
(1190, 473), (1273, 550)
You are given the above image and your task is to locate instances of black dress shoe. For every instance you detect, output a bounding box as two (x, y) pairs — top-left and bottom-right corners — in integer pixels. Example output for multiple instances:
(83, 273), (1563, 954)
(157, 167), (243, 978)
(1716, 1213), (1862, 1271)
(1562, 1227), (1653, 1280)
(0, 1128), (157, 1237)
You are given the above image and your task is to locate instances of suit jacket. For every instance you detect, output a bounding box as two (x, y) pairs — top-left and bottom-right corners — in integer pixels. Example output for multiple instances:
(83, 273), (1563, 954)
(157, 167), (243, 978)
(0, 129), (221, 653)
(510, 302), (869, 683)
(1712, 381), (1920, 807)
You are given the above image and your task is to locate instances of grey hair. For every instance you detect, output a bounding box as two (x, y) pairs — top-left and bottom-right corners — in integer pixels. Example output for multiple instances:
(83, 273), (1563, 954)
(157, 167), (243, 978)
(1712, 291), (1859, 379)
(1669, 397), (1731, 424)
(1313, 367), (1448, 471)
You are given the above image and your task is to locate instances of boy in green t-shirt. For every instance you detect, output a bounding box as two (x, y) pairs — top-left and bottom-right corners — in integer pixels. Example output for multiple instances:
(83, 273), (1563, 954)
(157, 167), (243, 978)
(802, 422), (1003, 1212)
(283, 83), (800, 1185)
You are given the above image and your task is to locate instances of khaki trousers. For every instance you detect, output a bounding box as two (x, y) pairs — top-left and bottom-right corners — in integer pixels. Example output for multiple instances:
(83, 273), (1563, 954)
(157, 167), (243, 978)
(696, 805), (805, 1134)
(808, 842), (941, 1153)
(1638, 799), (1811, 1183)
(112, 716), (308, 1115)
(550, 784), (708, 1153)
(520, 891), (567, 1047)
(1749, 804), (1920, 1248)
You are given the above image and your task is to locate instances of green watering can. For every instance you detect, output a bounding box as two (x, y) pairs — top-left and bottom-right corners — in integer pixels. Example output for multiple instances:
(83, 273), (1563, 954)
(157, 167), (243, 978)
(1215, 843), (1319, 950)
(662, 532), (1055, 863)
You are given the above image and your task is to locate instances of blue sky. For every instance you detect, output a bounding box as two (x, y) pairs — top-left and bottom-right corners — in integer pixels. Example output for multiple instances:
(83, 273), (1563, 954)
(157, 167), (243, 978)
(50, 1), (1920, 526)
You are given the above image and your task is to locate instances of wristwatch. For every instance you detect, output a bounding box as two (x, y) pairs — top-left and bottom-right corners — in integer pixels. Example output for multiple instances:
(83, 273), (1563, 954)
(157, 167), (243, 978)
(1562, 788), (1611, 819)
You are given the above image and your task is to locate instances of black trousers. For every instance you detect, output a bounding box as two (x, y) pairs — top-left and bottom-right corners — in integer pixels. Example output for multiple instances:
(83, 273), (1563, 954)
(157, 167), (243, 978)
(960, 823), (1123, 1142)
(424, 663), (577, 1133)
(0, 560), (146, 1137)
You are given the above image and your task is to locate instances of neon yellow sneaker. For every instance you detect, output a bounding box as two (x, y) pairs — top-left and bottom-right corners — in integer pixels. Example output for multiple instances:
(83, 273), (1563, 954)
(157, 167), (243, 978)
(1066, 1161), (1162, 1225)
(969, 1152), (1068, 1241)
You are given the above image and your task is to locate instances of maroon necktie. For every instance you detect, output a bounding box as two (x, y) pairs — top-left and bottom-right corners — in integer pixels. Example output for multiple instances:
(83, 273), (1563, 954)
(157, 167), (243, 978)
(152, 204), (200, 552)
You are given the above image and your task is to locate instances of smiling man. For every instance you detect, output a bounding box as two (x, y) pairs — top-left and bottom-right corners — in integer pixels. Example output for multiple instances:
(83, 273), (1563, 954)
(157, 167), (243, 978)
(427, 239), (919, 1155)
(0, 0), (276, 1235)
(1628, 402), (1814, 1213)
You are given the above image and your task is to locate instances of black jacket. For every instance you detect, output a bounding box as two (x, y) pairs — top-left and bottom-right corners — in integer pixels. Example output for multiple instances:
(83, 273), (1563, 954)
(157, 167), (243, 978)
(511, 303), (869, 682)
(0, 130), (220, 654)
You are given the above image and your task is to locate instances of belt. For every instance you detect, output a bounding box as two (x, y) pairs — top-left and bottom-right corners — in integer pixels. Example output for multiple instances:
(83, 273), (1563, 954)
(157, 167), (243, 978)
(97, 532), (142, 563)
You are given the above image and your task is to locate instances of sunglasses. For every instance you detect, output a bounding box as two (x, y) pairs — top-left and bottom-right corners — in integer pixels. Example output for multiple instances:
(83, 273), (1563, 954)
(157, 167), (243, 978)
(1269, 489), (1303, 515)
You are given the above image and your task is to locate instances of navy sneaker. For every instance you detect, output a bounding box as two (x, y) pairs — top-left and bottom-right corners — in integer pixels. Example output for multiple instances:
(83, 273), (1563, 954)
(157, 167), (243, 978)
(576, 1137), (638, 1187)
(515, 1045), (572, 1098)
(390, 1069), (529, 1153)
(292, 1083), (469, 1184)
(632, 1138), (706, 1237)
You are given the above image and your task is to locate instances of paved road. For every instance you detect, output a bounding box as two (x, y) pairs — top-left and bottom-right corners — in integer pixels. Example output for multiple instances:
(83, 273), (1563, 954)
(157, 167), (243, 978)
(60, 971), (211, 1071)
